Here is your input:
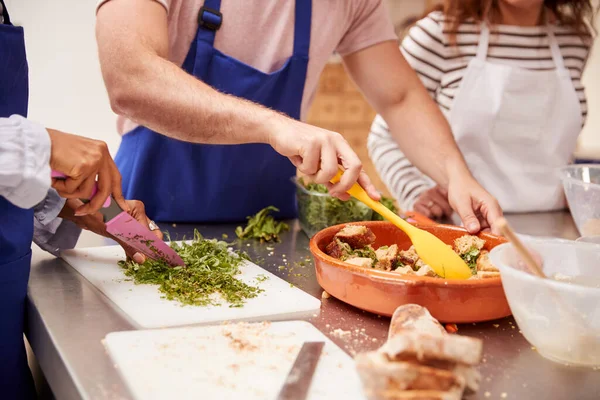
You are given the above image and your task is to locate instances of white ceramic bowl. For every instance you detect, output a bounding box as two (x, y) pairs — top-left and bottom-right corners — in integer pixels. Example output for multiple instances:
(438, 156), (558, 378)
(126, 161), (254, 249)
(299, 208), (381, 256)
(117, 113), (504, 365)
(559, 165), (600, 236)
(490, 238), (600, 367)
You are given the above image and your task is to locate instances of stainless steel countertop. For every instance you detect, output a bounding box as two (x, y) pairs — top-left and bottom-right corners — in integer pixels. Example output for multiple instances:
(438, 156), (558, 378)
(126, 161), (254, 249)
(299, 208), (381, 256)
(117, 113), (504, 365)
(27, 212), (598, 400)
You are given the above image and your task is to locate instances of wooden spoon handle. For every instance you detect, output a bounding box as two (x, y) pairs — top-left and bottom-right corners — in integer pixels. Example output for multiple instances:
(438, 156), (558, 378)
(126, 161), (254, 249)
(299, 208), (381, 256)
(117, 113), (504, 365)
(496, 217), (546, 278)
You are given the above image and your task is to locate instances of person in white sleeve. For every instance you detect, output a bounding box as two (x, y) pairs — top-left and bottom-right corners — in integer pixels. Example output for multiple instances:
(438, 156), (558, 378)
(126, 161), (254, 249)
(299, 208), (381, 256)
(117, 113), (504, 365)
(368, 0), (596, 220)
(0, 1), (160, 397)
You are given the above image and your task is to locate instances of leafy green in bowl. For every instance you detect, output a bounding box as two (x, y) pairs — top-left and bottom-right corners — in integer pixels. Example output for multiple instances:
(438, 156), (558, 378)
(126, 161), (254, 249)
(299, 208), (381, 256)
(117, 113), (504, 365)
(294, 177), (398, 237)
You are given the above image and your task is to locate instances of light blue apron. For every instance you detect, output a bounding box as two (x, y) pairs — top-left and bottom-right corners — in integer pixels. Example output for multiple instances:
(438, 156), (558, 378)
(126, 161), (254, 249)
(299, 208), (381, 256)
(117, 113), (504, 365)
(115, 0), (311, 222)
(0, 1), (37, 398)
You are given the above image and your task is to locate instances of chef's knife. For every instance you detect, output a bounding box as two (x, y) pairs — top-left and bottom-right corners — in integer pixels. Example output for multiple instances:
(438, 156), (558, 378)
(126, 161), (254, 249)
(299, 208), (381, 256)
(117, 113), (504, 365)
(276, 341), (325, 400)
(51, 171), (185, 267)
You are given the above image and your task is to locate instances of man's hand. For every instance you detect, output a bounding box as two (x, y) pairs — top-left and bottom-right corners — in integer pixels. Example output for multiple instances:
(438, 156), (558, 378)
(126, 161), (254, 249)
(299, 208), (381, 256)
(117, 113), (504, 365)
(447, 175), (503, 234)
(48, 129), (127, 216)
(413, 186), (453, 220)
(59, 199), (163, 263)
(268, 116), (381, 201)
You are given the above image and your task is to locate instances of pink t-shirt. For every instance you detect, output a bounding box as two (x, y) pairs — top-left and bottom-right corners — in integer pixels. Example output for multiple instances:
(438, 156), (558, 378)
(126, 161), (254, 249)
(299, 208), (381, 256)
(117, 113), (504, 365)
(96, 0), (397, 135)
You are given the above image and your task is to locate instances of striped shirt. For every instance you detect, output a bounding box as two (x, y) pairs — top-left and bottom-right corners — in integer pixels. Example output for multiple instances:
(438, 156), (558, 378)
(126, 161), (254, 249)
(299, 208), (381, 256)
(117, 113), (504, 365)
(368, 11), (592, 211)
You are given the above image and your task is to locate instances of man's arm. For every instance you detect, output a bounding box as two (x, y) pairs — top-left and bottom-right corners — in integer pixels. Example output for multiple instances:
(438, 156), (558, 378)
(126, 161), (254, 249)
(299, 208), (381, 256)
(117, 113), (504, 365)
(343, 41), (502, 232)
(95, 0), (378, 198)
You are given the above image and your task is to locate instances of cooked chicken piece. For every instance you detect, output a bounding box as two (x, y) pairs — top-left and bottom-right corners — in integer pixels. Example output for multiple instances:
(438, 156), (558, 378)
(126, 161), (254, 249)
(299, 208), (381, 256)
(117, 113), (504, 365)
(476, 271), (500, 279)
(375, 244), (399, 271)
(415, 264), (438, 277)
(335, 225), (376, 249)
(398, 246), (419, 266)
(380, 331), (483, 367)
(355, 352), (464, 400)
(345, 257), (374, 268)
(476, 250), (497, 272)
(325, 238), (351, 259)
(389, 304), (446, 339)
(453, 235), (485, 256)
(394, 265), (416, 275)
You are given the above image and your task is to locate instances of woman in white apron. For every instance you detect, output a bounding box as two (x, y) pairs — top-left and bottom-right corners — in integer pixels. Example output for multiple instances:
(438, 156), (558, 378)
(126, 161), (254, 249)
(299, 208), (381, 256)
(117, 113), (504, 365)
(368, 0), (595, 220)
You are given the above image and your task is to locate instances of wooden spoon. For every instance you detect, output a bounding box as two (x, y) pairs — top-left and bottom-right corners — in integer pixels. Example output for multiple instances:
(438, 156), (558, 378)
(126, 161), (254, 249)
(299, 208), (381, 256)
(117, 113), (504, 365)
(496, 217), (545, 278)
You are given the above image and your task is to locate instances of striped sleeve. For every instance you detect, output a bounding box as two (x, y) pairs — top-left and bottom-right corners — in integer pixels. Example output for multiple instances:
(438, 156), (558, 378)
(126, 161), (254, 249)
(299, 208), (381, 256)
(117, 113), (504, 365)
(367, 115), (434, 211)
(400, 15), (448, 99)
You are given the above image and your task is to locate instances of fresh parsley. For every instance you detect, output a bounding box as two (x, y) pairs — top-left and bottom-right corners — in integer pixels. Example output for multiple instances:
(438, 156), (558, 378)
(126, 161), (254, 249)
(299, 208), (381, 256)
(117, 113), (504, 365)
(118, 230), (263, 307)
(460, 247), (481, 275)
(235, 206), (289, 243)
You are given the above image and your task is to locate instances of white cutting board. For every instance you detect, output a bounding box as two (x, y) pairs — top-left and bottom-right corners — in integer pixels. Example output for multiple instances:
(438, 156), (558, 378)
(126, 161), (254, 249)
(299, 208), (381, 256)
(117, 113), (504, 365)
(104, 321), (366, 400)
(61, 244), (321, 329)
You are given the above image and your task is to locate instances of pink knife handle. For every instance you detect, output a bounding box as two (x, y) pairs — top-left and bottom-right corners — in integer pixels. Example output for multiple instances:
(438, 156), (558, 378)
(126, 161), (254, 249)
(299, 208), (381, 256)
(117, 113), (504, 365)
(51, 170), (111, 208)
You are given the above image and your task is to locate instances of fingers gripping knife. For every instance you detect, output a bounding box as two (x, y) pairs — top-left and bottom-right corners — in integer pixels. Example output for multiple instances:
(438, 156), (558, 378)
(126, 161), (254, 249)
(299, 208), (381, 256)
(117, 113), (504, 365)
(51, 171), (185, 267)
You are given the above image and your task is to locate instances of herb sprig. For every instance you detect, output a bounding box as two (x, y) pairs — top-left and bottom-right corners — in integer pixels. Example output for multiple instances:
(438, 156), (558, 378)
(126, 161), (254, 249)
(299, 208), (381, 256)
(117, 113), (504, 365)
(460, 247), (481, 275)
(118, 230), (263, 307)
(235, 206), (289, 243)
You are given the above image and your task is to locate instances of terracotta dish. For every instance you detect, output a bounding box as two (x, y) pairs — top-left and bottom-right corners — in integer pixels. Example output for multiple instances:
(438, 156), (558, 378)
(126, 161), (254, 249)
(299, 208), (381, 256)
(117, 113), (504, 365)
(310, 221), (511, 323)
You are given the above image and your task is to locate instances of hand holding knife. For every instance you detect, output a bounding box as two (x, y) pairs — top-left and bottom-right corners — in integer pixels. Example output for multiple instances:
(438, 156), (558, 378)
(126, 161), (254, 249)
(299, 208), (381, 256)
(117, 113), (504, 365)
(52, 171), (185, 267)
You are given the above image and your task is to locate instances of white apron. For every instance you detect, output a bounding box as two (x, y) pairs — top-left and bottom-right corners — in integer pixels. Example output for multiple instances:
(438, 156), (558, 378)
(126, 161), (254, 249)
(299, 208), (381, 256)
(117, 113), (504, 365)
(449, 23), (582, 213)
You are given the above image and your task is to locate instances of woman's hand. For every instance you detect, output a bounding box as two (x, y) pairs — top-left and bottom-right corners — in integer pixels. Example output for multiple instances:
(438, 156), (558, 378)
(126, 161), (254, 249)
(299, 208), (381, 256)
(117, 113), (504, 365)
(447, 174), (503, 234)
(48, 128), (127, 215)
(59, 198), (163, 263)
(413, 186), (453, 220)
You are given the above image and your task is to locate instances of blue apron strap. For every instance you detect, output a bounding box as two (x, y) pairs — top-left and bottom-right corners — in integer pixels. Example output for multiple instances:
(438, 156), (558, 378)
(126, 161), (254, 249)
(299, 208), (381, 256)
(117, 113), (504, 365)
(196, 0), (222, 45)
(293, 0), (311, 57)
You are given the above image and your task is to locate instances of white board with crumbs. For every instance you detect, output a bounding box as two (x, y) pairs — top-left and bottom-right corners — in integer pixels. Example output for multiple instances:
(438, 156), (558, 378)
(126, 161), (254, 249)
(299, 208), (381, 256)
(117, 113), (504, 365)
(103, 321), (366, 400)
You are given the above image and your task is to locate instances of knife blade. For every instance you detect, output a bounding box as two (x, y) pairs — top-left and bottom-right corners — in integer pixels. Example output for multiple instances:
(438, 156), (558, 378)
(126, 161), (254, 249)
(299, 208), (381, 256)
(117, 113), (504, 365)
(276, 341), (325, 400)
(51, 171), (185, 267)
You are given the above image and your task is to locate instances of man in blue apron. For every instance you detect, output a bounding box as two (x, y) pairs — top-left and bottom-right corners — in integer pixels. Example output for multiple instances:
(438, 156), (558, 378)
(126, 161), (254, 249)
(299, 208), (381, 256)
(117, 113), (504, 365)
(96, 0), (503, 233)
(0, 2), (160, 397)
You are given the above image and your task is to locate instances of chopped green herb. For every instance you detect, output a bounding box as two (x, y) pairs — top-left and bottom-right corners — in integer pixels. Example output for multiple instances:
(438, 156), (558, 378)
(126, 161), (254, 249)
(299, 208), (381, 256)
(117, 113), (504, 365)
(338, 242), (378, 264)
(222, 233), (229, 239)
(118, 230), (263, 307)
(460, 247), (481, 275)
(255, 274), (269, 283)
(235, 206), (289, 243)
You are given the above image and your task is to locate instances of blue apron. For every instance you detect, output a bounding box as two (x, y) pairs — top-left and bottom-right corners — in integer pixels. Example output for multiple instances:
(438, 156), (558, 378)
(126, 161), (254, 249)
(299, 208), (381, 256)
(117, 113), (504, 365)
(115, 0), (311, 222)
(0, 2), (37, 399)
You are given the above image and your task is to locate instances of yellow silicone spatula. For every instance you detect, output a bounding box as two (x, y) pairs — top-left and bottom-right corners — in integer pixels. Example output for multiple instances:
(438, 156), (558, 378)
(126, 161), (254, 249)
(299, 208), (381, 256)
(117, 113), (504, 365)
(330, 170), (471, 279)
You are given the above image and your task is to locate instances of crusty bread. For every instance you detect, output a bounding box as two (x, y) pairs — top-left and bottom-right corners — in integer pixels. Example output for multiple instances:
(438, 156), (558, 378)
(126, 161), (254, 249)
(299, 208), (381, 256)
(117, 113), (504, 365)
(345, 257), (374, 268)
(363, 390), (461, 400)
(476, 250), (498, 272)
(335, 225), (376, 248)
(325, 238), (347, 259)
(356, 352), (464, 398)
(451, 363), (481, 394)
(453, 235), (485, 255)
(356, 304), (483, 400)
(380, 331), (483, 366)
(389, 304), (446, 339)
(375, 244), (399, 271)
(398, 246), (419, 266)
